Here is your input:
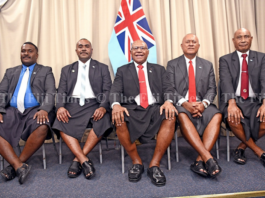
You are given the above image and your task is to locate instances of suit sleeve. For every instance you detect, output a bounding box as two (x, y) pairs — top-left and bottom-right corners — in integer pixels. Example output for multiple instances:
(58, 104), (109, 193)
(38, 67), (56, 113)
(99, 66), (112, 111)
(166, 61), (184, 104)
(203, 63), (217, 103)
(161, 66), (174, 102)
(109, 67), (123, 105)
(0, 69), (11, 114)
(219, 57), (236, 103)
(55, 67), (68, 111)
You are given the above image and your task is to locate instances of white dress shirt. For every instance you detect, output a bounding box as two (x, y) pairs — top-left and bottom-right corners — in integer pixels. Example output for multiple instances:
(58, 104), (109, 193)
(72, 59), (96, 99)
(177, 56), (210, 106)
(235, 50), (255, 97)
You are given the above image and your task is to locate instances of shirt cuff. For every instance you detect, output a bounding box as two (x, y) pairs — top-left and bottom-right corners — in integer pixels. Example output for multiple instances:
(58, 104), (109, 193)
(202, 99), (210, 106)
(177, 98), (187, 106)
(111, 102), (121, 109)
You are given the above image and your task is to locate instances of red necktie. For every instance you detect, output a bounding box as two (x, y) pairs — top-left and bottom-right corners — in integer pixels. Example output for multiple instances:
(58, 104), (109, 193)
(137, 65), (148, 108)
(241, 54), (249, 99)
(189, 60), (196, 102)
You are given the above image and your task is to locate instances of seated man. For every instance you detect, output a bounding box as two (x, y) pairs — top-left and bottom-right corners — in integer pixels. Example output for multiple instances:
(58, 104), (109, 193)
(167, 34), (222, 178)
(110, 40), (177, 187)
(219, 28), (265, 166)
(52, 38), (112, 180)
(0, 42), (56, 184)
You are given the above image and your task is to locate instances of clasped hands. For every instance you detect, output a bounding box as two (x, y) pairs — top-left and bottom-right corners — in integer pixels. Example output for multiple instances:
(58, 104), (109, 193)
(182, 101), (205, 118)
(112, 101), (178, 127)
(56, 107), (106, 123)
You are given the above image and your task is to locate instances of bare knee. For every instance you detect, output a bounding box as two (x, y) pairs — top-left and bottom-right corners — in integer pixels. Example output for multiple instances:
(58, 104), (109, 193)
(36, 125), (48, 137)
(213, 113), (222, 123)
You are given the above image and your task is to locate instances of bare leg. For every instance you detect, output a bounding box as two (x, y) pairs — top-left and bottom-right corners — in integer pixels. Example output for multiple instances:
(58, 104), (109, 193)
(116, 122), (142, 165)
(149, 117), (176, 168)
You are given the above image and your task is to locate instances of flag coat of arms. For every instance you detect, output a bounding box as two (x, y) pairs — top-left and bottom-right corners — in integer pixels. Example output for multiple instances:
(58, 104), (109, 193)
(108, 0), (157, 75)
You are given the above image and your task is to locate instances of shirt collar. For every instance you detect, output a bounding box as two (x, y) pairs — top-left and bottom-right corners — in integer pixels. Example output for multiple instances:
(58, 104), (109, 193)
(184, 55), (196, 65)
(78, 59), (91, 68)
(236, 50), (249, 58)
(134, 61), (147, 69)
(22, 63), (36, 71)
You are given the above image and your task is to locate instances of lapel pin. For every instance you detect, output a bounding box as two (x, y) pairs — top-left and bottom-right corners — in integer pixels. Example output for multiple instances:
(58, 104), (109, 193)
(250, 59), (253, 61)
(149, 70), (152, 73)
(199, 66), (202, 69)
(72, 70), (75, 72)
(33, 72), (36, 74)
(92, 66), (95, 68)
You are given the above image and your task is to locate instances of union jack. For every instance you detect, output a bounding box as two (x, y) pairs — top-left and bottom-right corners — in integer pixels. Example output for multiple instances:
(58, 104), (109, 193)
(114, 0), (156, 62)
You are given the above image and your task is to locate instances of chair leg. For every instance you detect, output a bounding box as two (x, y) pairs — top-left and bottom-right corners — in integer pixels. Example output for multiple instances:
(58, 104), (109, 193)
(0, 155), (4, 171)
(216, 140), (219, 159)
(59, 138), (62, 164)
(121, 145), (125, 174)
(99, 141), (102, 164)
(167, 146), (171, 170)
(175, 132), (179, 162)
(42, 144), (46, 169)
(226, 129), (230, 162)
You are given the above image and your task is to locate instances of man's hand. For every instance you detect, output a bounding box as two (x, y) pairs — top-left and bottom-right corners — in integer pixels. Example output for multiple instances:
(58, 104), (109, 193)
(182, 102), (202, 117)
(56, 107), (71, 123)
(92, 107), (106, 121)
(112, 104), (129, 126)
(160, 101), (178, 120)
(193, 102), (205, 117)
(257, 104), (265, 122)
(0, 113), (3, 123)
(227, 99), (243, 124)
(33, 110), (49, 124)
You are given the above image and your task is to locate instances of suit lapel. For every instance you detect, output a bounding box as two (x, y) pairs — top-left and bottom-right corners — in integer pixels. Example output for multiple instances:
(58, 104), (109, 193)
(248, 50), (255, 86)
(178, 55), (189, 88)
(128, 62), (139, 91)
(89, 59), (96, 88)
(232, 51), (240, 85)
(147, 63), (153, 92)
(30, 63), (41, 85)
(11, 66), (23, 94)
(69, 62), (79, 93)
(195, 57), (203, 86)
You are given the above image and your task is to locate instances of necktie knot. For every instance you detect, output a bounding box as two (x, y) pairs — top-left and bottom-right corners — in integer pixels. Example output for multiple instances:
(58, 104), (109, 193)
(137, 65), (143, 70)
(242, 54), (247, 59)
(189, 60), (192, 64)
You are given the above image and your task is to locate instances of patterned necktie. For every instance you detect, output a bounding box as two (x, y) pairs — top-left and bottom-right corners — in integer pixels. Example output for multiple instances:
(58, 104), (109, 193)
(17, 67), (30, 113)
(241, 54), (249, 99)
(79, 64), (86, 106)
(188, 60), (196, 102)
(137, 65), (148, 109)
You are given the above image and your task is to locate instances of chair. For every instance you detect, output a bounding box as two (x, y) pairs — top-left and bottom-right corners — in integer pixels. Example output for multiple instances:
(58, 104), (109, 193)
(120, 144), (172, 174)
(0, 144), (47, 171)
(218, 81), (231, 161)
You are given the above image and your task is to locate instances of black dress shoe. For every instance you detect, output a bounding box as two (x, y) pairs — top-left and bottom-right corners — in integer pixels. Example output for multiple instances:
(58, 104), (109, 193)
(147, 166), (166, 187)
(16, 163), (31, 184)
(128, 164), (144, 182)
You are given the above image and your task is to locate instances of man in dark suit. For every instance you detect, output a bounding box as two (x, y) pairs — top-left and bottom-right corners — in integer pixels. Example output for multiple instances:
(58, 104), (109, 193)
(219, 28), (265, 166)
(0, 42), (56, 184)
(110, 40), (177, 187)
(167, 34), (222, 178)
(52, 38), (112, 180)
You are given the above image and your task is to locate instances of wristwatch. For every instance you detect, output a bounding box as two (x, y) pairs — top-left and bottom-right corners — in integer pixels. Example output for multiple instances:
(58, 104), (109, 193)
(202, 101), (208, 109)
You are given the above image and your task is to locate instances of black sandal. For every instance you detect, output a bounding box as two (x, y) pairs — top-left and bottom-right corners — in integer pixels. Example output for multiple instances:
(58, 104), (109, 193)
(82, 159), (95, 180)
(260, 153), (265, 166)
(68, 161), (82, 178)
(233, 148), (246, 165)
(0, 165), (16, 181)
(205, 158), (222, 178)
(190, 160), (208, 177)
(16, 163), (31, 184)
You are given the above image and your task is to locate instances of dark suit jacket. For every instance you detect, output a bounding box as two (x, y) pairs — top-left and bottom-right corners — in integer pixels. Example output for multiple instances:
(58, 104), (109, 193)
(109, 62), (174, 109)
(0, 64), (56, 114)
(56, 59), (112, 112)
(219, 50), (265, 112)
(167, 55), (217, 104)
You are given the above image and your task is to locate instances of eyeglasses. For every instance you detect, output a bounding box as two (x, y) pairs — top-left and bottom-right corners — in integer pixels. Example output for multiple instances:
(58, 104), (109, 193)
(131, 46), (148, 50)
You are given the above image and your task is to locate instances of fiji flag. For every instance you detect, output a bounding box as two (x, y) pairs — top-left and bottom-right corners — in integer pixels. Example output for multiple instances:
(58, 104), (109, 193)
(108, 0), (157, 75)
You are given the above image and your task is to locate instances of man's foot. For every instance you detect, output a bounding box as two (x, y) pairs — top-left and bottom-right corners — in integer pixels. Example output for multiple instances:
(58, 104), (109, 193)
(82, 159), (95, 179)
(0, 165), (16, 181)
(205, 158), (222, 178)
(233, 148), (246, 165)
(128, 164), (144, 182)
(190, 160), (208, 177)
(68, 161), (82, 178)
(147, 166), (166, 187)
(260, 153), (265, 166)
(16, 163), (31, 184)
